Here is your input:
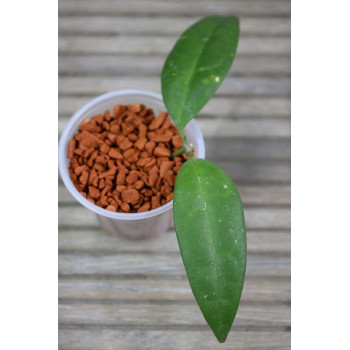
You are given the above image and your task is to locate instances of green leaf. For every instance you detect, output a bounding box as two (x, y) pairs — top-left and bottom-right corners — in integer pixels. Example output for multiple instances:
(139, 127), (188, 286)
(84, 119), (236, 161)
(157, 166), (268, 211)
(161, 15), (239, 136)
(173, 158), (246, 343)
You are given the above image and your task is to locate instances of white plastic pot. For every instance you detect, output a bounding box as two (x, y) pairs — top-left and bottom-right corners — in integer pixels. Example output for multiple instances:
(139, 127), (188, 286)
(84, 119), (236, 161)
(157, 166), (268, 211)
(58, 89), (205, 239)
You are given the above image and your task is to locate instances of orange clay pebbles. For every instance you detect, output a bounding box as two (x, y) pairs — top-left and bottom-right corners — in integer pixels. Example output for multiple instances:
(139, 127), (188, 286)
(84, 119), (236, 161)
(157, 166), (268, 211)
(67, 103), (188, 213)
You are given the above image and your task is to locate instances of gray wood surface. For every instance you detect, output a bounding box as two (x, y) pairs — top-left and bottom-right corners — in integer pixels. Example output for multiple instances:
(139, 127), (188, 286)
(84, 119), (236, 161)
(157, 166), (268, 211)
(58, 1), (291, 348)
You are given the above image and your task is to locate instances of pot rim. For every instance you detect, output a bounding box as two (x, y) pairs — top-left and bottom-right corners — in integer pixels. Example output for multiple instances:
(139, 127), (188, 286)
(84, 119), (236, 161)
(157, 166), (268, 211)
(58, 89), (205, 221)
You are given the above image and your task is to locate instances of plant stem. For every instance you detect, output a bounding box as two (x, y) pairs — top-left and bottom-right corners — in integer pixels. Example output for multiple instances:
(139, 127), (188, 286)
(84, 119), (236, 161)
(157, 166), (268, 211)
(171, 143), (195, 159)
(172, 146), (187, 158)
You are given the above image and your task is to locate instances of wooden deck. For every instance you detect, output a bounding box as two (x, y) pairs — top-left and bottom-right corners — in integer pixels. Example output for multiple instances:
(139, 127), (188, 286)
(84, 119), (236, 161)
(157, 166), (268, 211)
(58, 1), (291, 349)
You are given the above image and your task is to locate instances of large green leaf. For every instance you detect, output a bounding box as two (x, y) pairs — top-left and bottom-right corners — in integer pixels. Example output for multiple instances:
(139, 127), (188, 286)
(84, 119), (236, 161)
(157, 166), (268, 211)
(161, 16), (239, 136)
(173, 158), (246, 343)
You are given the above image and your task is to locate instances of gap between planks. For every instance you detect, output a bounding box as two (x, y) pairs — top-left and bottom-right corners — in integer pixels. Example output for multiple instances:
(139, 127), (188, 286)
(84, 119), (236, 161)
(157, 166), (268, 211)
(58, 16), (290, 36)
(58, 228), (290, 253)
(58, 206), (290, 229)
(58, 36), (290, 55)
(58, 277), (290, 302)
(58, 76), (290, 97)
(58, 253), (290, 278)
(58, 273), (290, 282)
(58, 0), (291, 17)
(58, 302), (290, 327)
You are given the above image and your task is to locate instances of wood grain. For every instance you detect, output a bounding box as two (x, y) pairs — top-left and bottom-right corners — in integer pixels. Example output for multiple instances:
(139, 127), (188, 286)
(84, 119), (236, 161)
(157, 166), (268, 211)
(204, 137), (291, 160)
(59, 76), (290, 97)
(59, 36), (290, 55)
(58, 228), (290, 254)
(59, 276), (290, 302)
(58, 206), (290, 230)
(58, 252), (290, 278)
(58, 0), (291, 17)
(58, 55), (291, 77)
(58, 302), (290, 327)
(58, 16), (290, 36)
(58, 330), (290, 350)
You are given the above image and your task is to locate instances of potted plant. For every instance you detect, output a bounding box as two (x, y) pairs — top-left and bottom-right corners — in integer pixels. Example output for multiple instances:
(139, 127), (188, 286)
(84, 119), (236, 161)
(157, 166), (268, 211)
(59, 15), (246, 343)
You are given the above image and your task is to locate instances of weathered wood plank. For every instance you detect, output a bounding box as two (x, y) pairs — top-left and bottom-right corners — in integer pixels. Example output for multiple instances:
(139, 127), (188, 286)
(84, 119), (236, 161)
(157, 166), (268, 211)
(58, 54), (291, 76)
(58, 96), (290, 117)
(58, 206), (290, 229)
(59, 183), (290, 206)
(238, 185), (290, 205)
(58, 228), (290, 254)
(198, 119), (290, 138)
(58, 0), (291, 17)
(205, 138), (290, 160)
(58, 302), (290, 327)
(58, 76), (290, 97)
(58, 252), (290, 277)
(216, 159), (290, 183)
(58, 16), (290, 36)
(58, 329), (291, 350)
(58, 36), (290, 55)
(58, 277), (290, 302)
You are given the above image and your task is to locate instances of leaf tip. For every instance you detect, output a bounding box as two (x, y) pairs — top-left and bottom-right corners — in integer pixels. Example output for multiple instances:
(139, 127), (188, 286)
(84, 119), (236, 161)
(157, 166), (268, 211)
(212, 324), (230, 344)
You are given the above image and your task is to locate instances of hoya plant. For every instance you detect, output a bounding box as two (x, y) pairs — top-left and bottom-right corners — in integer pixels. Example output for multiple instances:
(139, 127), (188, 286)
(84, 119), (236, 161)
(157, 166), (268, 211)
(161, 16), (246, 343)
